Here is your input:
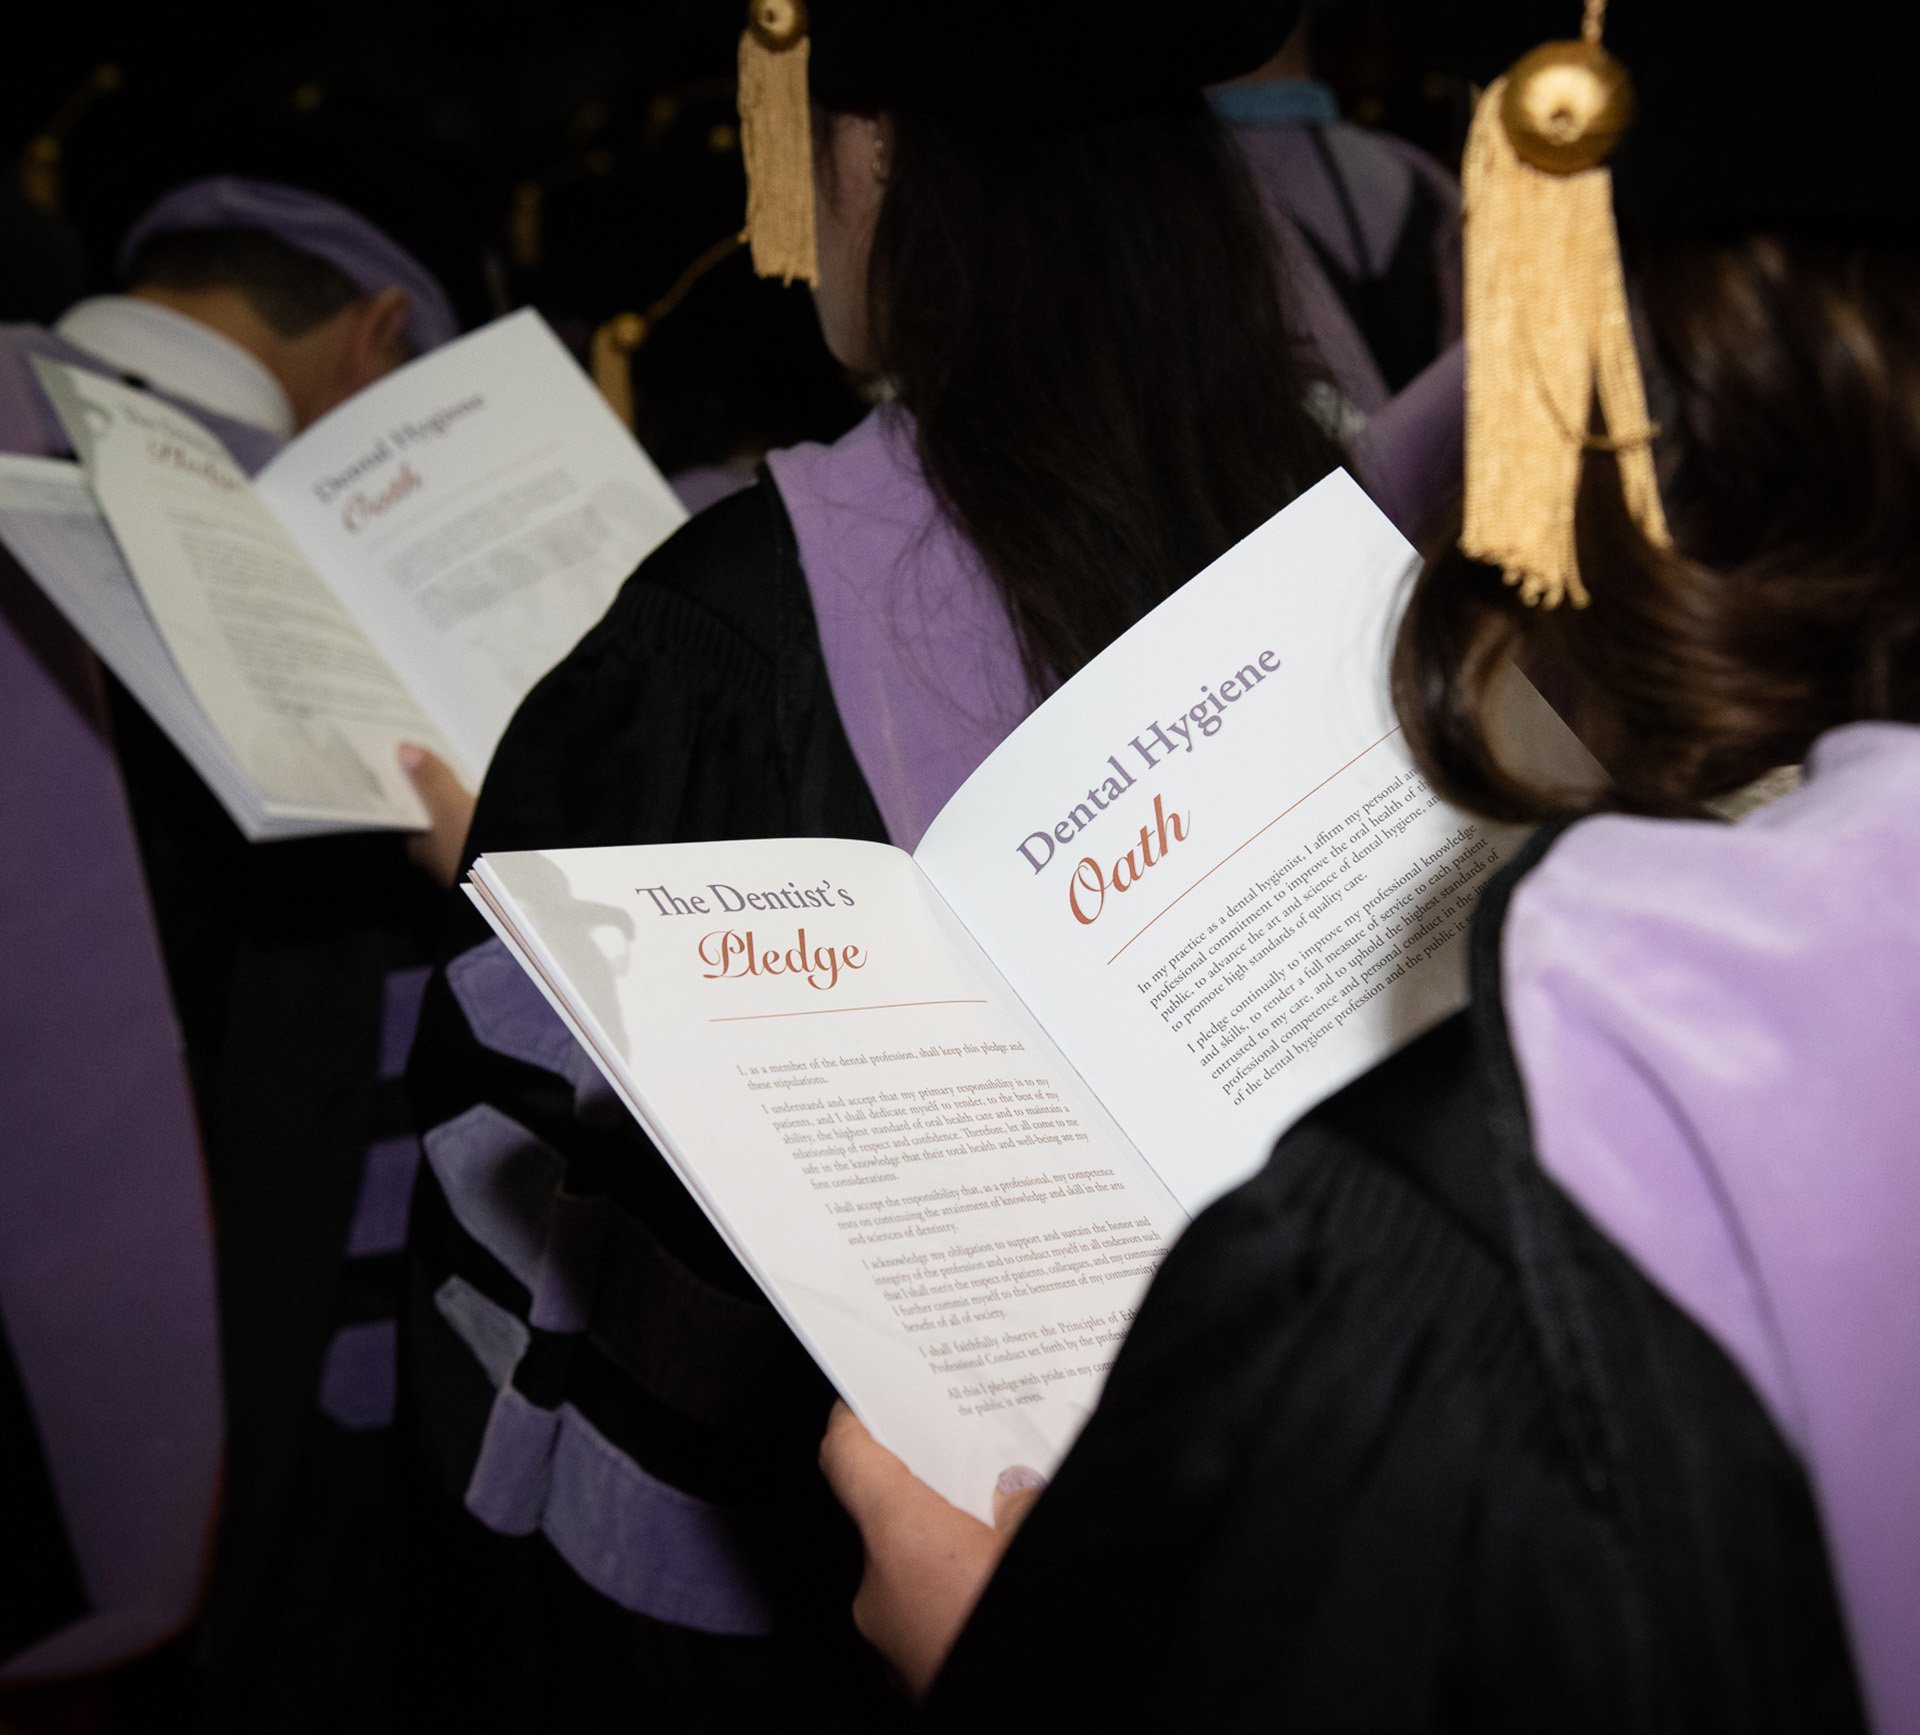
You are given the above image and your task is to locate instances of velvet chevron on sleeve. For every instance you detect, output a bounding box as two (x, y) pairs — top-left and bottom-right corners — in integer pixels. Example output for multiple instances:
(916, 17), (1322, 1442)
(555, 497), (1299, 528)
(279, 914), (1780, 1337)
(396, 476), (904, 1732)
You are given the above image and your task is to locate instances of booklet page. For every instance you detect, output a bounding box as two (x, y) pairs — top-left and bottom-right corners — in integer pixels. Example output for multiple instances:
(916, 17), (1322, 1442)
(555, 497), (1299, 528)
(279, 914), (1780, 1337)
(36, 361), (445, 828)
(254, 310), (686, 775)
(917, 470), (1599, 1213)
(0, 455), (335, 839)
(471, 837), (1185, 1522)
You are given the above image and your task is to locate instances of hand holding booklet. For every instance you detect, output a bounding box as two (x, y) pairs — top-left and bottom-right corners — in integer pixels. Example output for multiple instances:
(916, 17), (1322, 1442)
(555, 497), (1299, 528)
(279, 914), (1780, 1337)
(468, 472), (1598, 1521)
(0, 310), (685, 838)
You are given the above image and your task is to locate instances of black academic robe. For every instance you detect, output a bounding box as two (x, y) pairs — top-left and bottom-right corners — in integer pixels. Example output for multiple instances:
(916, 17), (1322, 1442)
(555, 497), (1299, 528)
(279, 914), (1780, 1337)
(107, 693), (444, 1733)
(398, 477), (903, 1730)
(924, 829), (1864, 1733)
(0, 1314), (88, 1665)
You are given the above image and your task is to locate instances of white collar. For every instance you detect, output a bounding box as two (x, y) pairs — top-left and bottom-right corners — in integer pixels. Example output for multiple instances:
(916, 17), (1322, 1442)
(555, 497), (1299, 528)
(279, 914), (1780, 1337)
(54, 296), (295, 439)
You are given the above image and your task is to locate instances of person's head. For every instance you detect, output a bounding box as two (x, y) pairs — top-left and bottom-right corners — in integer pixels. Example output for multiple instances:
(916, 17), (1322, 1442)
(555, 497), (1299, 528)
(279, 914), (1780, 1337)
(755, 2), (1341, 691)
(118, 177), (459, 429)
(1392, 8), (1920, 821)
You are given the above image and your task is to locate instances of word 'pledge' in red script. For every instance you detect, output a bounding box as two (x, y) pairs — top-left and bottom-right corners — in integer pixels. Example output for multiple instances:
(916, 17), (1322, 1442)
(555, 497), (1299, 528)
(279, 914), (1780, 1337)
(699, 927), (867, 992)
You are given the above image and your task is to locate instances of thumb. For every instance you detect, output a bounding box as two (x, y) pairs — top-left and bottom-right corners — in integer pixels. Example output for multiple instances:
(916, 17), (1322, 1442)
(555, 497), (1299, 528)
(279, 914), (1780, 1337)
(397, 743), (476, 890)
(991, 1466), (1046, 1537)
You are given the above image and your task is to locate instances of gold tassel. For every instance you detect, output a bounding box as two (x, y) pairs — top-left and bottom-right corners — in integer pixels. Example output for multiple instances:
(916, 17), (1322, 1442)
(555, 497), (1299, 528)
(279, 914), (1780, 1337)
(20, 136), (62, 215)
(737, 0), (816, 286)
(1461, 5), (1668, 609)
(591, 313), (649, 430)
(587, 233), (748, 431)
(20, 64), (125, 216)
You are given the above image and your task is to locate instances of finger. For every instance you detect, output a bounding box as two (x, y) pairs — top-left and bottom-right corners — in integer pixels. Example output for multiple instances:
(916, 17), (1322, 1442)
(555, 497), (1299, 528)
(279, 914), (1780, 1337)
(398, 743), (465, 813)
(397, 743), (477, 890)
(992, 1466), (1047, 1536)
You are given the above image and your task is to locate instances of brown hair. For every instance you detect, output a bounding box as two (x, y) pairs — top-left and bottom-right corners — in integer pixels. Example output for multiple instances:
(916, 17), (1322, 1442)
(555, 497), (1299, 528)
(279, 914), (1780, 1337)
(1394, 231), (1920, 823)
(862, 103), (1340, 693)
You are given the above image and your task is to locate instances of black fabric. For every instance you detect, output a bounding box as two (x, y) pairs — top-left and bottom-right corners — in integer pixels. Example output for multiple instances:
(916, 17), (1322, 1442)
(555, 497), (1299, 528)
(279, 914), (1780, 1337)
(104, 691), (442, 1733)
(1605, 5), (1913, 233)
(925, 830), (1864, 1732)
(1380, 1), (1915, 234)
(807, 1), (1301, 133)
(0, 1306), (90, 1668)
(397, 476), (903, 1731)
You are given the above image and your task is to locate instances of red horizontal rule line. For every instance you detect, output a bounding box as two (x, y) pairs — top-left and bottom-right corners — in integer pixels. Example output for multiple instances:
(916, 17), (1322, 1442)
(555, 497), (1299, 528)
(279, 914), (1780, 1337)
(707, 998), (990, 1024)
(1106, 728), (1403, 968)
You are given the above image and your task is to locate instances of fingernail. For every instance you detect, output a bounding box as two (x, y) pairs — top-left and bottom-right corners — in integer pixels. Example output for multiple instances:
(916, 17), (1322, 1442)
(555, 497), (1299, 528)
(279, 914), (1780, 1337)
(397, 743), (424, 770)
(996, 1466), (1046, 1494)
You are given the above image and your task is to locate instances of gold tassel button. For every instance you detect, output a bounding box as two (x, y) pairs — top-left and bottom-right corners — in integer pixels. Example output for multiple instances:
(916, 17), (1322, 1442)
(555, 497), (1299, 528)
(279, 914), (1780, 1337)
(748, 0), (807, 51)
(1500, 41), (1633, 174)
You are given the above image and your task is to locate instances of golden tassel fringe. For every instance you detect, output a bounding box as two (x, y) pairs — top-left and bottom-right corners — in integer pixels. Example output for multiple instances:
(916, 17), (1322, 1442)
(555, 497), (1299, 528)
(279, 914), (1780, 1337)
(1460, 74), (1669, 609)
(590, 312), (648, 431)
(737, 24), (817, 286)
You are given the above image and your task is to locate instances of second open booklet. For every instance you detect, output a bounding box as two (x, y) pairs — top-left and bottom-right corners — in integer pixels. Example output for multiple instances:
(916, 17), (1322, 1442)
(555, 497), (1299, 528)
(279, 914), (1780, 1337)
(0, 310), (684, 838)
(469, 470), (1597, 1521)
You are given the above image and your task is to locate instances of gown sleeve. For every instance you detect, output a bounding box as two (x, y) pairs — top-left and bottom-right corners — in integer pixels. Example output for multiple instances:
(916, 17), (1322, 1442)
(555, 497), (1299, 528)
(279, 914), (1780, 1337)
(396, 477), (905, 1728)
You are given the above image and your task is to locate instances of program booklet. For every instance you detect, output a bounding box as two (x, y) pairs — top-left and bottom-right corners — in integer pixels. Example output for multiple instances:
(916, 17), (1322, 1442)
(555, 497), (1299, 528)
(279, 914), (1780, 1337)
(0, 309), (685, 838)
(466, 471), (1599, 1520)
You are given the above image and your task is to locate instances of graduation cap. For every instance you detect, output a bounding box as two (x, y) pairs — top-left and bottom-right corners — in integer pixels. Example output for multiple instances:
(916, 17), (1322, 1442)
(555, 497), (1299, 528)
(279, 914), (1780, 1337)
(56, 84), (499, 336)
(736, 0), (1307, 284)
(519, 80), (861, 464)
(120, 177), (459, 354)
(1454, 0), (1912, 611)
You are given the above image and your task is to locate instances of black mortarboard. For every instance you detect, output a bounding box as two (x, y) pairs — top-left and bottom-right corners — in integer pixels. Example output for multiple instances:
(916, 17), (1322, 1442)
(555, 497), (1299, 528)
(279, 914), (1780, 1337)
(1451, 0), (1916, 617)
(1605, 5), (1913, 232)
(1388, 0), (1915, 233)
(806, 0), (1305, 133)
(738, 0), (1304, 282)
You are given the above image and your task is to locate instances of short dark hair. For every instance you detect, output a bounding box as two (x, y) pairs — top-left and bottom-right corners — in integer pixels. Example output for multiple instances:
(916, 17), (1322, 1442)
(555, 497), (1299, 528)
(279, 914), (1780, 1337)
(123, 225), (364, 338)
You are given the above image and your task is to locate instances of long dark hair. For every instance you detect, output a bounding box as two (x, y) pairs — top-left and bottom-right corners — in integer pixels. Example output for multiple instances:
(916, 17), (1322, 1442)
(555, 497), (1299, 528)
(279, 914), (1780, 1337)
(1394, 231), (1920, 821)
(861, 101), (1340, 692)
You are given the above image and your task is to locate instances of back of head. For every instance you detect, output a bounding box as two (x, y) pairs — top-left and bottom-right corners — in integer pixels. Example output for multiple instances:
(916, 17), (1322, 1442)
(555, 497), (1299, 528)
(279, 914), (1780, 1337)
(117, 175), (461, 357)
(764, 0), (1342, 690)
(123, 224), (367, 344)
(870, 101), (1338, 689)
(1393, 2), (1920, 820)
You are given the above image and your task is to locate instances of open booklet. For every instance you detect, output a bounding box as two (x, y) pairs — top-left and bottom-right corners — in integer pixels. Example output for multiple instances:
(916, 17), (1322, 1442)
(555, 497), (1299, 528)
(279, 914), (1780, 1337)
(0, 309), (685, 838)
(467, 470), (1600, 1521)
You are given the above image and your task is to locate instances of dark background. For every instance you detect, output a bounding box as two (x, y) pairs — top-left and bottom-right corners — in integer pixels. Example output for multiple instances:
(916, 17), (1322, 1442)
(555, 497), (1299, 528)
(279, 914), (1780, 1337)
(2, 0), (1533, 403)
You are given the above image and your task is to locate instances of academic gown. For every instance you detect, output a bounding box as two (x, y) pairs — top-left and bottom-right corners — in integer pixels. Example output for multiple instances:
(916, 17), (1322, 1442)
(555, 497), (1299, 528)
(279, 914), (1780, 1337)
(396, 362), (1484, 1729)
(1222, 81), (1462, 414)
(398, 475), (904, 1730)
(0, 324), (441, 1724)
(923, 830), (1865, 1733)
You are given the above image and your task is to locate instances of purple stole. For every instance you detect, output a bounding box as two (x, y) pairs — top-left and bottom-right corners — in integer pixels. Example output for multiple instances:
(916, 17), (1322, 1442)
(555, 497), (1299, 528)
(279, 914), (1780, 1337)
(765, 408), (1035, 851)
(1504, 723), (1920, 1734)
(0, 326), (275, 1677)
(766, 384), (1463, 854)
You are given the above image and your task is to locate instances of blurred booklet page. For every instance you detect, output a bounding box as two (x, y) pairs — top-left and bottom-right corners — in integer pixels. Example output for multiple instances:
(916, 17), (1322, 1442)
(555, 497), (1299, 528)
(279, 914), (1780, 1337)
(467, 470), (1598, 1519)
(1, 310), (683, 839)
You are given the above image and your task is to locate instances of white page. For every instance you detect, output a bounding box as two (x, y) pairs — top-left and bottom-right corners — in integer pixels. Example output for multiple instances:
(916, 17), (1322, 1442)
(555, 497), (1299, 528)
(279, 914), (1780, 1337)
(35, 361), (446, 829)
(916, 470), (1601, 1213)
(471, 837), (1186, 1523)
(254, 311), (687, 776)
(0, 456), (346, 840)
